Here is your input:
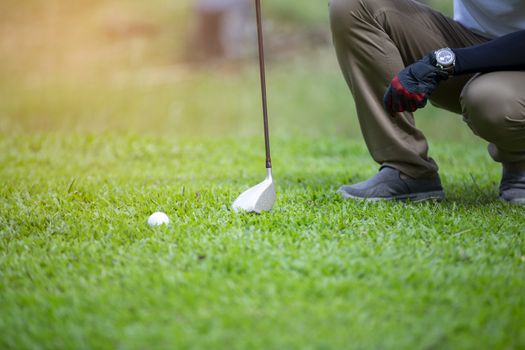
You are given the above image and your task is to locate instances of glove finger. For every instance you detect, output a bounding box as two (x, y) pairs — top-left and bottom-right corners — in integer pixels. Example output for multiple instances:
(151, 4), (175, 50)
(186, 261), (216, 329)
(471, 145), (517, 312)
(387, 86), (406, 113)
(407, 100), (417, 113)
(389, 89), (403, 113)
(393, 75), (428, 105)
(399, 93), (415, 112)
(383, 87), (393, 111)
(414, 95), (428, 109)
(411, 91), (426, 104)
(393, 94), (405, 113)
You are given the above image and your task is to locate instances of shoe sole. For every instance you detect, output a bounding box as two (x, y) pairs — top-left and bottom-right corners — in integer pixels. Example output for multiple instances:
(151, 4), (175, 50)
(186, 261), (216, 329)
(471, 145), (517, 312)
(499, 196), (525, 205)
(338, 189), (445, 203)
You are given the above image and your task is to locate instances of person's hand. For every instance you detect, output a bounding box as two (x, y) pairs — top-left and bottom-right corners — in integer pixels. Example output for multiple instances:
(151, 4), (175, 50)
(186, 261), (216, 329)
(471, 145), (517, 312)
(383, 54), (449, 113)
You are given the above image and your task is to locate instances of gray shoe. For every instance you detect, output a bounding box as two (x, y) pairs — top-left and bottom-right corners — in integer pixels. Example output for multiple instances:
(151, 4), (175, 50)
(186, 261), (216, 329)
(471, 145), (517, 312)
(338, 166), (444, 202)
(500, 164), (525, 204)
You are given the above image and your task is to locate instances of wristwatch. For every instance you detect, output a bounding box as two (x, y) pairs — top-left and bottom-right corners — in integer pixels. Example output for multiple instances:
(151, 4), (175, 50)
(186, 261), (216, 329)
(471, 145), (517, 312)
(434, 47), (456, 75)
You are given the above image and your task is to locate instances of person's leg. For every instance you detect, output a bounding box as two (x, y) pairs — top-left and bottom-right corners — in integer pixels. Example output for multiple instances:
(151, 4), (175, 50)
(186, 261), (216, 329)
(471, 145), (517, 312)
(460, 72), (525, 203)
(329, 0), (488, 178)
(461, 72), (525, 164)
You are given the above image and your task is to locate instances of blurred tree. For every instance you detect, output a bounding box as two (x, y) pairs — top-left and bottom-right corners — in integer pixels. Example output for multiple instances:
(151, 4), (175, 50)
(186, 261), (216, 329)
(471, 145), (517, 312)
(186, 0), (254, 62)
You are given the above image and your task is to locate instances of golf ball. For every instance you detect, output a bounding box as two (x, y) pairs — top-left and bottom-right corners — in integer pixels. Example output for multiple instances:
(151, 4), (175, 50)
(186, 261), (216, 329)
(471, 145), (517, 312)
(147, 212), (170, 226)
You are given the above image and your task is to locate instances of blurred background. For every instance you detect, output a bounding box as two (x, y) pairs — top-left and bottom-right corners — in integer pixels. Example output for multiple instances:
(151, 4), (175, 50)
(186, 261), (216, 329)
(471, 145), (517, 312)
(0, 0), (464, 140)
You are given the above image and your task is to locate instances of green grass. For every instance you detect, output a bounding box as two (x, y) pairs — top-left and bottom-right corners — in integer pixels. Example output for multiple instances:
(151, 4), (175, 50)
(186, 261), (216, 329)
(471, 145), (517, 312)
(1, 0), (524, 348)
(1, 135), (524, 349)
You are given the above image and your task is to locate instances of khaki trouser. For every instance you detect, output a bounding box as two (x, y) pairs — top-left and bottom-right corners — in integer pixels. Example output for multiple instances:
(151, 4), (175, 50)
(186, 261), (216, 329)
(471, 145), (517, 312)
(329, 0), (525, 178)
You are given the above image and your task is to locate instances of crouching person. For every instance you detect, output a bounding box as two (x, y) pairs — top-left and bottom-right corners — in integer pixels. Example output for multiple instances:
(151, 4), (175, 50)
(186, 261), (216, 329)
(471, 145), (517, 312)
(329, 0), (525, 204)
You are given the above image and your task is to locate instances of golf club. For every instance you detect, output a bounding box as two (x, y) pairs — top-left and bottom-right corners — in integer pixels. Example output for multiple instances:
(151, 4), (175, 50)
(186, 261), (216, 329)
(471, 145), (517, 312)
(232, 0), (275, 213)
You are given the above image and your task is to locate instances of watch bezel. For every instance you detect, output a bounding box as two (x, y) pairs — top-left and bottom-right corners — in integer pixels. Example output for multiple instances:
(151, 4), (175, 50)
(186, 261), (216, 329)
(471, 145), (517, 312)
(434, 48), (456, 67)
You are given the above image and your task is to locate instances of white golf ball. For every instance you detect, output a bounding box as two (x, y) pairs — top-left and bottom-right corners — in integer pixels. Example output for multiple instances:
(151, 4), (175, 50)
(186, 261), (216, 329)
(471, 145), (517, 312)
(147, 212), (170, 226)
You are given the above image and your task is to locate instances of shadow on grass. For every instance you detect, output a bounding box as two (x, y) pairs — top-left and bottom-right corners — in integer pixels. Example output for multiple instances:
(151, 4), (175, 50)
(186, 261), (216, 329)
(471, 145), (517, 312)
(278, 172), (505, 208)
(441, 184), (498, 207)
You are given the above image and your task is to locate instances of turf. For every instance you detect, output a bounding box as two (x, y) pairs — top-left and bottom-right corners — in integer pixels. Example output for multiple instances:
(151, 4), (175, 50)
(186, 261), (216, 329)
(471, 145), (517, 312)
(1, 134), (525, 349)
(1, 0), (524, 348)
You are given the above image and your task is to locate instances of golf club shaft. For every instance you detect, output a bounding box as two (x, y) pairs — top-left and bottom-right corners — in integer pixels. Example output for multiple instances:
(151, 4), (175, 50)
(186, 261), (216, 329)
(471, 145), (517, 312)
(255, 0), (272, 169)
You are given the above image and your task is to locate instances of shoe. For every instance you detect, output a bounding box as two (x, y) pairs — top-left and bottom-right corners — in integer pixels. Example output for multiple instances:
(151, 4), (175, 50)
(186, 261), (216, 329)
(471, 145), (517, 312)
(338, 166), (444, 202)
(500, 163), (525, 204)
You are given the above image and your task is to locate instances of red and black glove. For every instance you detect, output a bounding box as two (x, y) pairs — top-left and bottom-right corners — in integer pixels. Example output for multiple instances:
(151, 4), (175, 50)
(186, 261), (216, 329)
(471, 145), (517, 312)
(383, 54), (449, 113)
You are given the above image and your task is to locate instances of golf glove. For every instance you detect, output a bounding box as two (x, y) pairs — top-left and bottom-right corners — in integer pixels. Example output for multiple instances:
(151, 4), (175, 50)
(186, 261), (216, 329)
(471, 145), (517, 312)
(383, 54), (449, 113)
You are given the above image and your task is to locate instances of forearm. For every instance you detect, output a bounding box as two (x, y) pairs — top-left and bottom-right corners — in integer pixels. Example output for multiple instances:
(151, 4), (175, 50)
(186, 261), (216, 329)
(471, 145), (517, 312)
(453, 30), (525, 75)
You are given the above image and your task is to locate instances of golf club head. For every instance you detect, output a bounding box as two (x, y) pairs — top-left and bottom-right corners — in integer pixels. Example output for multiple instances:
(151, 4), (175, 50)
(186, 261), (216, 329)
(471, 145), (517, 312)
(232, 168), (275, 213)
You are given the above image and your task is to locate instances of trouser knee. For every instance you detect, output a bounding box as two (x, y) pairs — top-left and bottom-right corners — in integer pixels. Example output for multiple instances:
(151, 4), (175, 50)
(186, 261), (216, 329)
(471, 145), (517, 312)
(329, 0), (395, 36)
(329, 0), (360, 36)
(460, 73), (525, 150)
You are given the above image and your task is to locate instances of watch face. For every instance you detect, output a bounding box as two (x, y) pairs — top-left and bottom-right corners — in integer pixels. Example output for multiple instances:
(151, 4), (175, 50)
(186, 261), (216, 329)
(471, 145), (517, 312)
(436, 49), (455, 66)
